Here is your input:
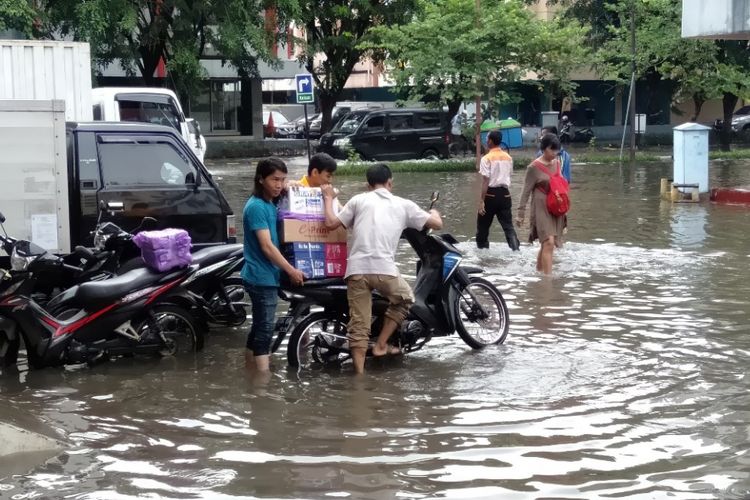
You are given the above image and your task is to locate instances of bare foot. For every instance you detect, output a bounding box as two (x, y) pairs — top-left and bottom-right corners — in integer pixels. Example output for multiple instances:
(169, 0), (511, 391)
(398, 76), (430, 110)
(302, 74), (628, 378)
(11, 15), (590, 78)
(372, 344), (402, 357)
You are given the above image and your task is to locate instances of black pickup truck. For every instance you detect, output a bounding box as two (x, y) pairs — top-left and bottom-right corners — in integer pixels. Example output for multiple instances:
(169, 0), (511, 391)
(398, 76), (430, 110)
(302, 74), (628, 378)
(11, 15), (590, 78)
(66, 122), (235, 247)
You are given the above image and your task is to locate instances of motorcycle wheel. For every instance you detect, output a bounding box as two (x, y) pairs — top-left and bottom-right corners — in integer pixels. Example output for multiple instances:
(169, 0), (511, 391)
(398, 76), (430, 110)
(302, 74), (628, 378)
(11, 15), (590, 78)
(287, 312), (349, 369)
(206, 276), (248, 327)
(137, 305), (204, 356)
(454, 277), (509, 349)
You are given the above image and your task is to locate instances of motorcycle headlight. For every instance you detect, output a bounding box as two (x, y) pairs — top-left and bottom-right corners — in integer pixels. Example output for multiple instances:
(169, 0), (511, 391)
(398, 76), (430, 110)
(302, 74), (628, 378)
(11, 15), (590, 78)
(10, 246), (35, 271)
(334, 137), (351, 147)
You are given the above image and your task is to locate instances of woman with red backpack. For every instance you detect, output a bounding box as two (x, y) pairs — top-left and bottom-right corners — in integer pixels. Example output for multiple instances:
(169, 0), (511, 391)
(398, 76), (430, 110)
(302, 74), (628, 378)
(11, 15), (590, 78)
(516, 133), (570, 274)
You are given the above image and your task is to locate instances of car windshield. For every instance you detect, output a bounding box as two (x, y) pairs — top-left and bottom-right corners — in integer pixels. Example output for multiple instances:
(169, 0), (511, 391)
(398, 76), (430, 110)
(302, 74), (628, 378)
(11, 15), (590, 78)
(118, 100), (181, 131)
(735, 106), (750, 116)
(332, 112), (367, 134)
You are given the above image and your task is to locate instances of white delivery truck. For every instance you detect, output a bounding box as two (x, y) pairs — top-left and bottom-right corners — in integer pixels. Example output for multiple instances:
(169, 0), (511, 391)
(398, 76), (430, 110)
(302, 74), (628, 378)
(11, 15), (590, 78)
(91, 87), (206, 162)
(0, 99), (71, 253)
(1, 40), (206, 162)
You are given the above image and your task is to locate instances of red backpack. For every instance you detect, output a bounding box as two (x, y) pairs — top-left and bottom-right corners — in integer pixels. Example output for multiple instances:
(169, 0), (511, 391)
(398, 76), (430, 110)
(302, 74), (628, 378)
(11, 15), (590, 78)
(533, 159), (570, 217)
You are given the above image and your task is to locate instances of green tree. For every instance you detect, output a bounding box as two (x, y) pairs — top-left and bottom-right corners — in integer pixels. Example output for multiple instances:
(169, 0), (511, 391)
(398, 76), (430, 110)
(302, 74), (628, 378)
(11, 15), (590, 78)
(593, 0), (750, 150)
(296, 0), (418, 133)
(31, 1), (297, 99)
(373, 0), (588, 118)
(0, 0), (37, 36)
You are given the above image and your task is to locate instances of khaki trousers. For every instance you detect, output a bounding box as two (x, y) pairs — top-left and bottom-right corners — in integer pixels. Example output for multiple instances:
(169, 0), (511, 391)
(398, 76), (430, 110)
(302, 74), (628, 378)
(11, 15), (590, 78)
(345, 274), (414, 349)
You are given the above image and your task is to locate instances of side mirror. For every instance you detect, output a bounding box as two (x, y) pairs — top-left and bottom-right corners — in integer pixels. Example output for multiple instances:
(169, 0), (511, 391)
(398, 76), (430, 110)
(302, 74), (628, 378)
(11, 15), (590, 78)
(141, 217), (158, 231)
(0, 212), (5, 224)
(429, 191), (440, 211)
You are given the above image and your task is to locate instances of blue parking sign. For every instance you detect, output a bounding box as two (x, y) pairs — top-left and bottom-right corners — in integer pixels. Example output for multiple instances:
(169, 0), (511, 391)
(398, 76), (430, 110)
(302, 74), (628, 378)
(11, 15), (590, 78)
(295, 74), (314, 104)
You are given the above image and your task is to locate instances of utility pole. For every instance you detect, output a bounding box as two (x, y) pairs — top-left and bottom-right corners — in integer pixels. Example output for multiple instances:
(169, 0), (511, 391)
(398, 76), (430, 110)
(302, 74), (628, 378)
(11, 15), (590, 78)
(475, 0), (482, 170)
(629, 0), (637, 162)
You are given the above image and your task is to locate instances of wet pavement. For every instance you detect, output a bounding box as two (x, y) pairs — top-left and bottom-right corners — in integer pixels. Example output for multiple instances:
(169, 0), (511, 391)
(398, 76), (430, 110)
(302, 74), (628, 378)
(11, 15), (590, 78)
(1, 157), (750, 499)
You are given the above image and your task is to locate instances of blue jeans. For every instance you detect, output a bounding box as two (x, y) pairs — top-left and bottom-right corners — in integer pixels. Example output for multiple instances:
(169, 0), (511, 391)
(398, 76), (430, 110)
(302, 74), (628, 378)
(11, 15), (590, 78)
(245, 285), (279, 355)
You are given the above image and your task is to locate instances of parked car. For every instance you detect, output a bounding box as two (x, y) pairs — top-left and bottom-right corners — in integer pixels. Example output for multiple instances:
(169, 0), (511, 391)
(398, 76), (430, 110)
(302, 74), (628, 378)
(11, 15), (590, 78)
(318, 108), (450, 161)
(263, 111), (289, 138)
(714, 105), (750, 133)
(275, 117), (301, 138)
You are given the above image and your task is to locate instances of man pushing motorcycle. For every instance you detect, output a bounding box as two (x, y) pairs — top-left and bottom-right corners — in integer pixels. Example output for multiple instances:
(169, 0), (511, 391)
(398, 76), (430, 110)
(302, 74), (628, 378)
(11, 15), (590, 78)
(321, 164), (443, 374)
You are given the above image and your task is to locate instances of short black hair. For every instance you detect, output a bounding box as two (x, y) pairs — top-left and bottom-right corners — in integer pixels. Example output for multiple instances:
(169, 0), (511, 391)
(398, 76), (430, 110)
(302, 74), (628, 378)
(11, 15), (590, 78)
(366, 163), (392, 186)
(542, 126), (558, 136)
(539, 133), (561, 152)
(487, 130), (502, 147)
(254, 157), (288, 197)
(308, 152), (337, 176)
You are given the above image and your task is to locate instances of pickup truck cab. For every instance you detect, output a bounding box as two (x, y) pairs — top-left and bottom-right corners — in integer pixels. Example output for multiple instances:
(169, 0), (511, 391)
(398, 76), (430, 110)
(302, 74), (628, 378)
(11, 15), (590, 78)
(67, 122), (235, 248)
(91, 87), (206, 162)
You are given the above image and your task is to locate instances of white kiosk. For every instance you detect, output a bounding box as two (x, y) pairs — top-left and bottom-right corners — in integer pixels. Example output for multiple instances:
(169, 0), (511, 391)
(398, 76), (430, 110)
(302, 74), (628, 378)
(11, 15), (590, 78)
(673, 122), (710, 194)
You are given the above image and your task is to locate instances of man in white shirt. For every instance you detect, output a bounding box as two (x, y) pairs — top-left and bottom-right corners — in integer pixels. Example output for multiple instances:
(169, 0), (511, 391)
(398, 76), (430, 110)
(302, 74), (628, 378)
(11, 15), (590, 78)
(476, 130), (520, 250)
(321, 164), (443, 374)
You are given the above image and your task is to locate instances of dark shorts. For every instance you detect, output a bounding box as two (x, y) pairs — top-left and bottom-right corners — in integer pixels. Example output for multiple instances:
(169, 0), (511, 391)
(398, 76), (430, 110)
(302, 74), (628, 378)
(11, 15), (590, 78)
(245, 284), (278, 355)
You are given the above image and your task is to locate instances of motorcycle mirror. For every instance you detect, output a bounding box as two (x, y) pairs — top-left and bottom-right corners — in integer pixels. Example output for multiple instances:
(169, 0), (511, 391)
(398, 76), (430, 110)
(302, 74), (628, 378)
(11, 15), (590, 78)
(0, 212), (5, 224)
(429, 191), (440, 210)
(139, 217), (159, 232)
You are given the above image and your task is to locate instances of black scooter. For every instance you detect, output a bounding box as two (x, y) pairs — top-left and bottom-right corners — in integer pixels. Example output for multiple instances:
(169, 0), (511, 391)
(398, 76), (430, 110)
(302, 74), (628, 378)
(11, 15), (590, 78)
(271, 192), (509, 369)
(30, 206), (249, 328)
(0, 213), (203, 369)
(560, 122), (595, 144)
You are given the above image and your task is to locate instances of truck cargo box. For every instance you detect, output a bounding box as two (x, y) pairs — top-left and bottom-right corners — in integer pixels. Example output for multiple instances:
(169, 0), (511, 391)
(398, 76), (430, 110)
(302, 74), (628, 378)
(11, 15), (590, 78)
(0, 99), (71, 253)
(0, 40), (93, 122)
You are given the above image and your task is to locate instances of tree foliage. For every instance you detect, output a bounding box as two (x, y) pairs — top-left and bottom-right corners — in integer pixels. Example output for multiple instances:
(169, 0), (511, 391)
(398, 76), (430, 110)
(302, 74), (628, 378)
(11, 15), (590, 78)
(296, 0), (418, 132)
(589, 0), (750, 148)
(372, 0), (588, 117)
(25, 0), (297, 99)
(0, 0), (36, 36)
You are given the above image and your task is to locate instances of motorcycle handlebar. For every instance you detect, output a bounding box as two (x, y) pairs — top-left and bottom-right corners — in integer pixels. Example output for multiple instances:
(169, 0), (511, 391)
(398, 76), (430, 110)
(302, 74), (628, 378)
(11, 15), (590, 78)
(62, 263), (85, 273)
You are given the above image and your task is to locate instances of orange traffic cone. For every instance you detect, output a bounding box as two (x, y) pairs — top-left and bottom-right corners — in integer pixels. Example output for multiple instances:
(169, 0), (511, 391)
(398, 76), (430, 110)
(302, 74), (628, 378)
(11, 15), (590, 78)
(266, 112), (275, 138)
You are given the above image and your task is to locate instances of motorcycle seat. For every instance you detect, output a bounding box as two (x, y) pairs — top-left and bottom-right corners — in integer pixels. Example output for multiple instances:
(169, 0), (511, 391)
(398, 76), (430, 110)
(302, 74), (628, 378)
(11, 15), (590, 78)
(73, 267), (186, 305)
(191, 244), (243, 267)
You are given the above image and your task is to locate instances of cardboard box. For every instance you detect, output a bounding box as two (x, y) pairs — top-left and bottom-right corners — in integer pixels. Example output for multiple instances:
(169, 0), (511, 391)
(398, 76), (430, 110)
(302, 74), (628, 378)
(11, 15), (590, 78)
(279, 218), (347, 243)
(278, 186), (324, 216)
(325, 243), (347, 261)
(294, 256), (326, 279)
(284, 243), (326, 279)
(325, 260), (347, 278)
(283, 242), (325, 254)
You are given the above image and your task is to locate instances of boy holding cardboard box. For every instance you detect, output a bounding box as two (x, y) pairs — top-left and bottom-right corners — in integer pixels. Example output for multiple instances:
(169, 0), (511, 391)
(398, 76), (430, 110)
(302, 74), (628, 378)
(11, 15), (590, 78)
(321, 164), (443, 374)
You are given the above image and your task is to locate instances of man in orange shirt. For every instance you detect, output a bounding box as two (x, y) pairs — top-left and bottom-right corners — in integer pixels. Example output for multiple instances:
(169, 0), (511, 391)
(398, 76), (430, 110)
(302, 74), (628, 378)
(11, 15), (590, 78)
(476, 130), (520, 250)
(299, 152), (337, 187)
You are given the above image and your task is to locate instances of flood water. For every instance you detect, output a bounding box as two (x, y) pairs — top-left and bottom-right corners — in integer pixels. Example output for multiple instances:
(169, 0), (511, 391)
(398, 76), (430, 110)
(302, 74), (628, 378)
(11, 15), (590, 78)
(2, 157), (750, 499)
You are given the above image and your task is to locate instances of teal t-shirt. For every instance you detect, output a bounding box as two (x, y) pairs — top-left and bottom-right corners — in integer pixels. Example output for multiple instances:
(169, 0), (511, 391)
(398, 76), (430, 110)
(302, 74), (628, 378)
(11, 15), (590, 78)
(241, 196), (281, 287)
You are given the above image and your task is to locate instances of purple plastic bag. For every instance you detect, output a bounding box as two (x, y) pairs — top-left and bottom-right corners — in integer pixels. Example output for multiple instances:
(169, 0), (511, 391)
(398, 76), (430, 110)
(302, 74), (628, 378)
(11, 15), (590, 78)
(132, 228), (192, 272)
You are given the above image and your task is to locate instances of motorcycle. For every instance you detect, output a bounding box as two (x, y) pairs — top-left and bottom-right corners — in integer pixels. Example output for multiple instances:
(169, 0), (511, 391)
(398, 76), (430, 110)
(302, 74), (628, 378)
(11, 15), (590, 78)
(32, 204), (249, 328)
(560, 122), (595, 144)
(0, 212), (204, 369)
(270, 192), (509, 369)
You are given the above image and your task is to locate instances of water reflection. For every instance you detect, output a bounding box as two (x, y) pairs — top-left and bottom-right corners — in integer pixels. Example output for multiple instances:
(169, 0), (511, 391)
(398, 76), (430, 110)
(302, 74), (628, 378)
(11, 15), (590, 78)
(1, 160), (750, 498)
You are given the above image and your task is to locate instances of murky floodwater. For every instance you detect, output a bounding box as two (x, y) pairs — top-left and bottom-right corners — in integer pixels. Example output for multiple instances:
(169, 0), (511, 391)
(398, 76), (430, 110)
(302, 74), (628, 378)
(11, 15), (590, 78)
(2, 157), (750, 499)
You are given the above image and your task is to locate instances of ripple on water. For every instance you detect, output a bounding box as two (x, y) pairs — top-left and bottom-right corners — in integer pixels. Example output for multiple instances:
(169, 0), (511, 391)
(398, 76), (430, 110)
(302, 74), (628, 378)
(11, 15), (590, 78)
(3, 164), (750, 498)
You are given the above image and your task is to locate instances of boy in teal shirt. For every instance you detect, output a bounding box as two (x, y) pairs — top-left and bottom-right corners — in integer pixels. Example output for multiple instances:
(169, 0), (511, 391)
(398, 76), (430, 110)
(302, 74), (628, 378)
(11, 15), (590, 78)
(242, 158), (304, 372)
